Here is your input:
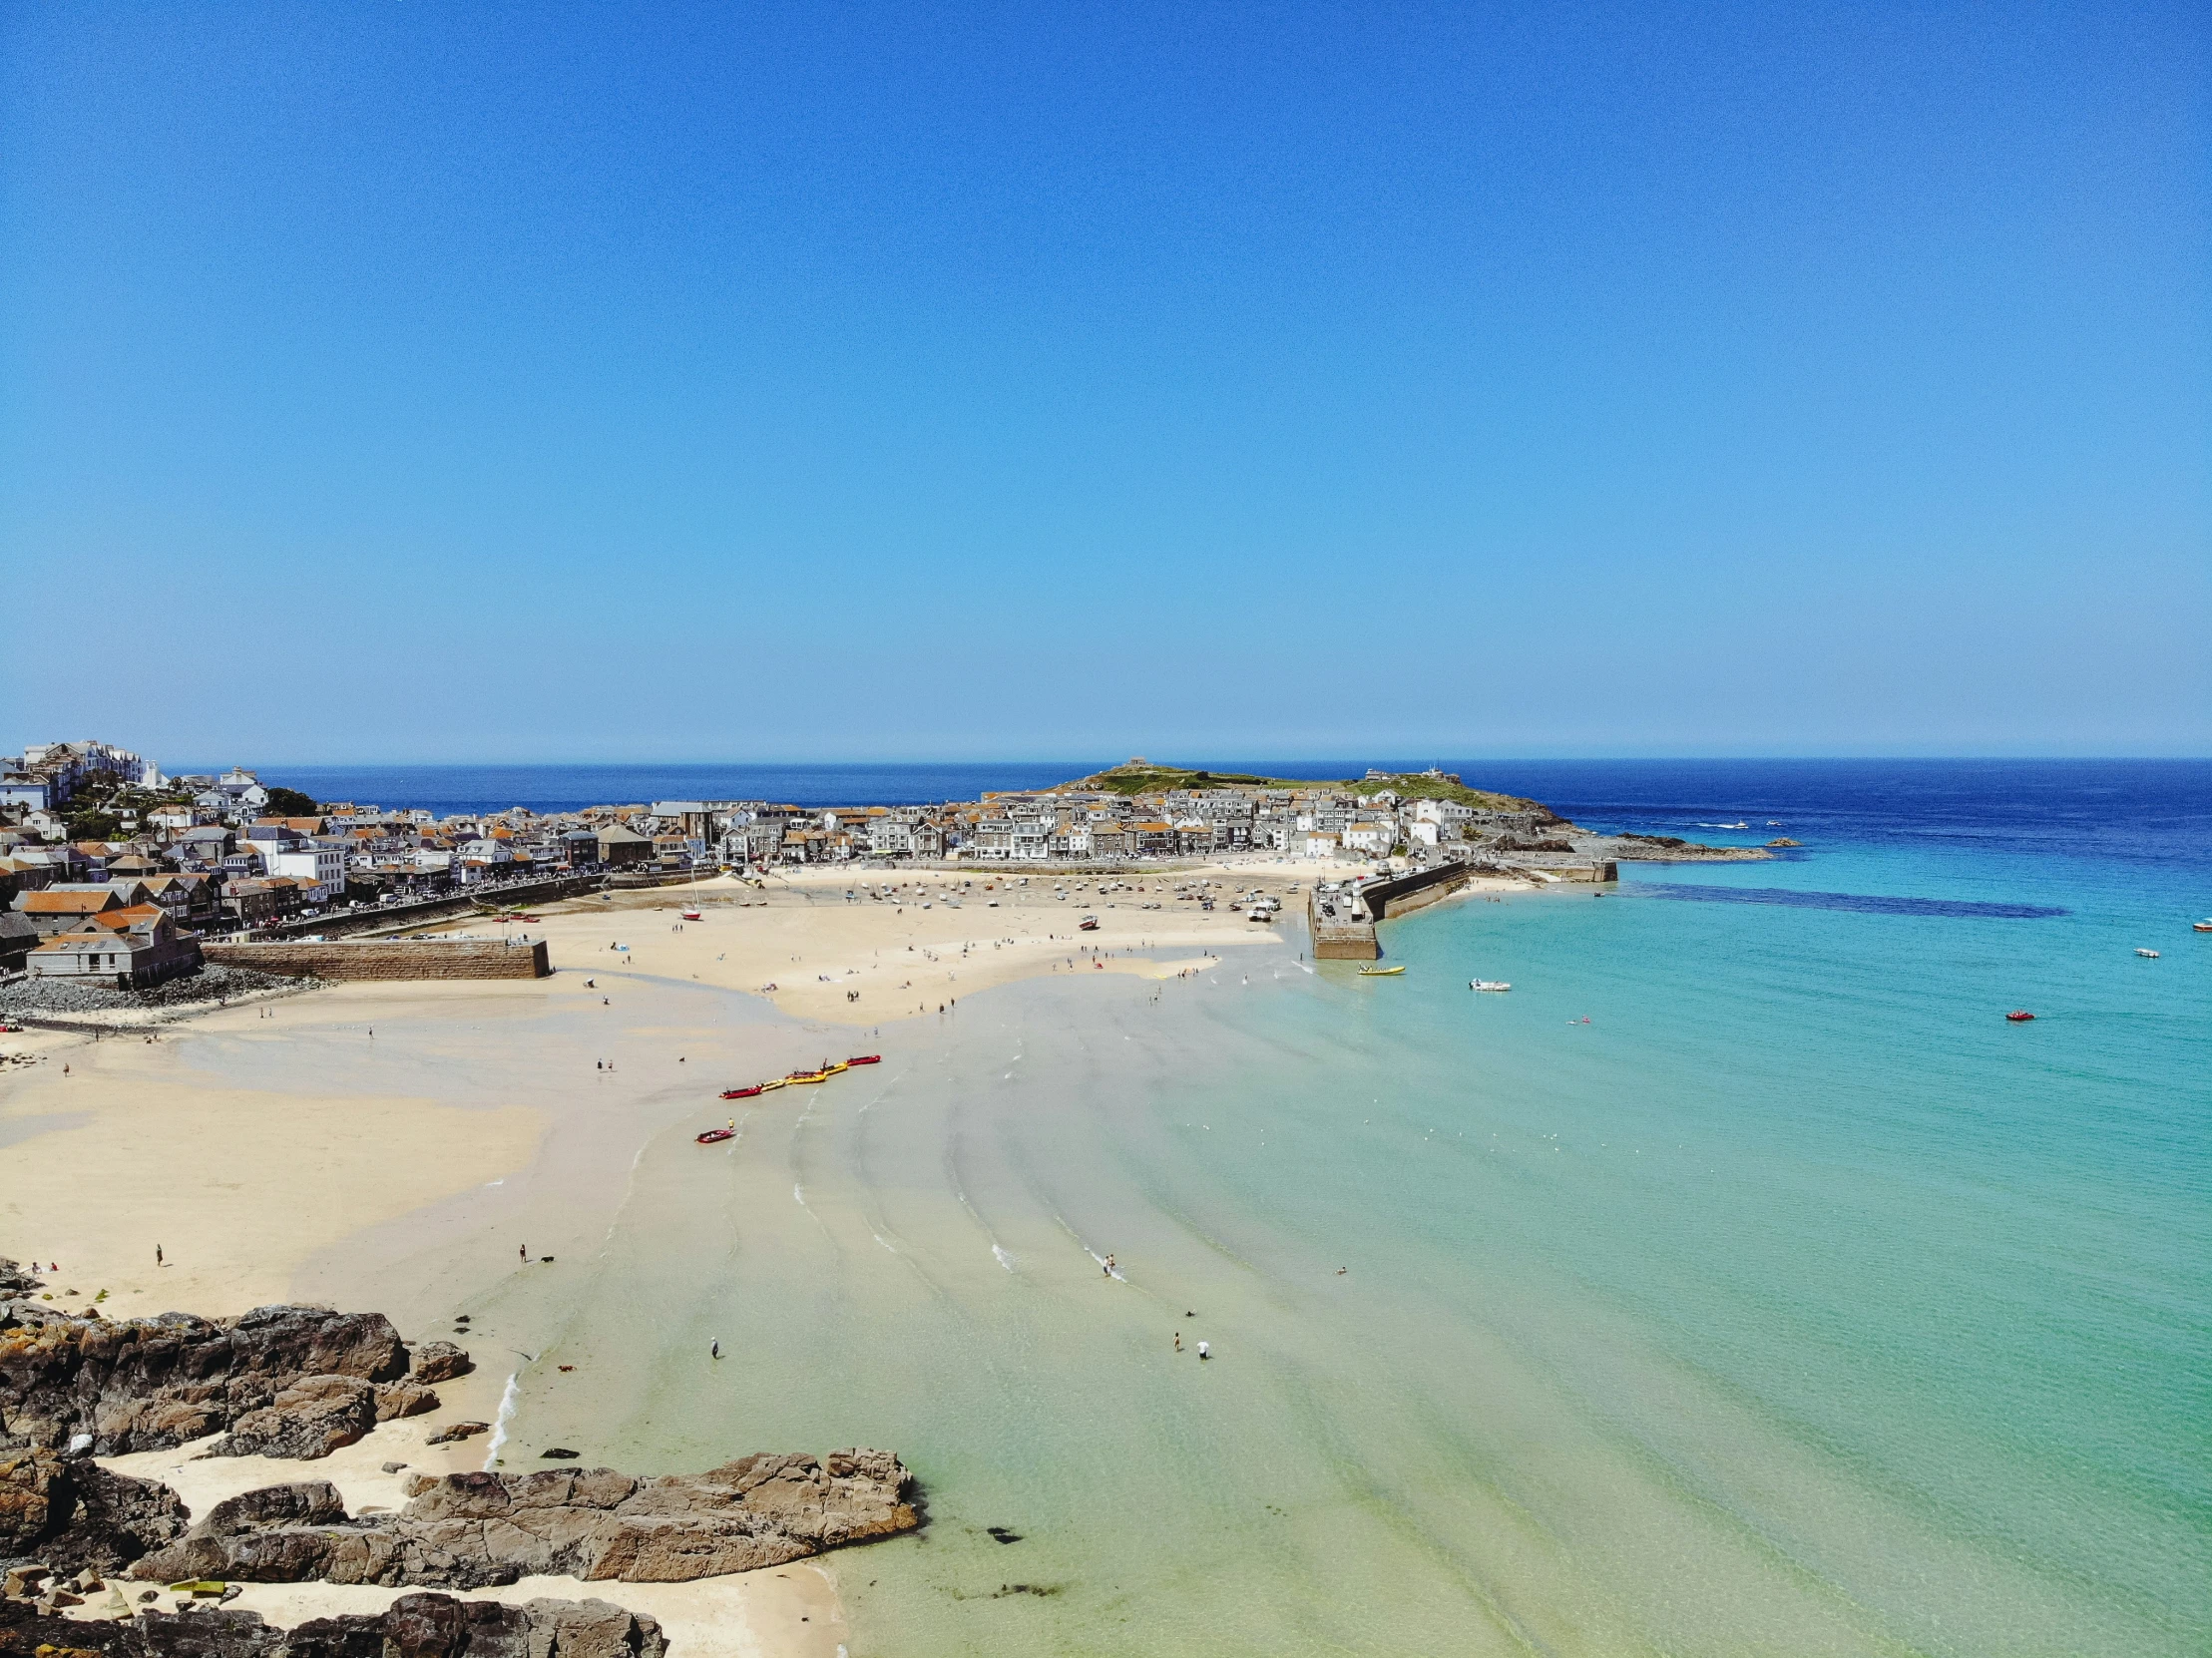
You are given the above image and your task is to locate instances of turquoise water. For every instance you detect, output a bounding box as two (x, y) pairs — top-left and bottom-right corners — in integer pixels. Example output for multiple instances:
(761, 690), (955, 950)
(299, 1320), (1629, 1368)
(422, 762), (2208, 1655)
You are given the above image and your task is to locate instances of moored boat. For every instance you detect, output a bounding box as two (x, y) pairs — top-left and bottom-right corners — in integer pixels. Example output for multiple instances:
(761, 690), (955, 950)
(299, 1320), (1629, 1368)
(720, 1085), (764, 1099)
(847, 1054), (882, 1064)
(2136, 948), (2160, 958)
(695, 1128), (735, 1144)
(1357, 965), (1406, 977)
(680, 908), (703, 921)
(1079, 915), (1100, 930)
(2006, 1010), (2036, 1022)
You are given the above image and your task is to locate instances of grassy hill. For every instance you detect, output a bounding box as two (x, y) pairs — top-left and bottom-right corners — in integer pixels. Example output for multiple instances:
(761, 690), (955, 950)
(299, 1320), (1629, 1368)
(1054, 760), (1545, 814)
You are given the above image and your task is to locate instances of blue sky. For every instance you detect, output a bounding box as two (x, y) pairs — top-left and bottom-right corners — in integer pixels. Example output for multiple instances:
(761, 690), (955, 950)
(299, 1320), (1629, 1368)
(4, 3), (2206, 762)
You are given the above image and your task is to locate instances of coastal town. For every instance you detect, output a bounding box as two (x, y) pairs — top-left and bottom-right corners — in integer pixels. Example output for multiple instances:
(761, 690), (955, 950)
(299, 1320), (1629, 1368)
(0, 743), (1766, 995)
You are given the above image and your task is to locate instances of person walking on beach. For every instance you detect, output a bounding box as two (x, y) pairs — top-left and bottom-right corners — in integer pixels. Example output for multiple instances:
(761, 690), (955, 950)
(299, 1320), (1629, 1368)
(155, 1244), (163, 1267)
(519, 1244), (528, 1264)
(710, 1340), (720, 1360)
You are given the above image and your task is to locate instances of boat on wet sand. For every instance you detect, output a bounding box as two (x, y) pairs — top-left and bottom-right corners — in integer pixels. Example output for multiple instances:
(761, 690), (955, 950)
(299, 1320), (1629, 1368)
(695, 1128), (735, 1144)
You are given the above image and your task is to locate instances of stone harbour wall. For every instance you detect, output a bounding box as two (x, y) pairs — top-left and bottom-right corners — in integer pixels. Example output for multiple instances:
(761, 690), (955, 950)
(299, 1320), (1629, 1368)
(202, 940), (552, 982)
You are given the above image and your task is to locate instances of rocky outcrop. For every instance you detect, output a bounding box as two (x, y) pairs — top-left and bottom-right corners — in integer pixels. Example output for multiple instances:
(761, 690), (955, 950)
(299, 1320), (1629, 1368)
(0, 1591), (665, 1658)
(0, 1260), (42, 1299)
(0, 1305), (455, 1458)
(406, 1343), (472, 1385)
(134, 1452), (919, 1588)
(205, 1378), (380, 1462)
(0, 1446), (187, 1572)
(373, 1382), (440, 1422)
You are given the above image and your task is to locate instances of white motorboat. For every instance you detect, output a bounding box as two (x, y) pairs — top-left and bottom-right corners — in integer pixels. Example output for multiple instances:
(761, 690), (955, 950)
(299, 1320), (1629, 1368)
(2136, 948), (2160, 958)
(1470, 980), (1512, 992)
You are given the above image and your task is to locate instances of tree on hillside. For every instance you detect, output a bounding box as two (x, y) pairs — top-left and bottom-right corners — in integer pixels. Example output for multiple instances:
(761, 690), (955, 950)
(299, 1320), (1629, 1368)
(263, 785), (320, 817)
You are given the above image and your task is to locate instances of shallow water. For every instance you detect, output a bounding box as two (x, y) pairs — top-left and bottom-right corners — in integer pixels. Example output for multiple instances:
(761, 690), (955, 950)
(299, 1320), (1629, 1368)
(408, 762), (2207, 1656)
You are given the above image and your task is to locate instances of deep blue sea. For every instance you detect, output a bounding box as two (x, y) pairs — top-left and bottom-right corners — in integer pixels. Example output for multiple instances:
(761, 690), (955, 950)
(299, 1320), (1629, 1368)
(357, 757), (2207, 1656)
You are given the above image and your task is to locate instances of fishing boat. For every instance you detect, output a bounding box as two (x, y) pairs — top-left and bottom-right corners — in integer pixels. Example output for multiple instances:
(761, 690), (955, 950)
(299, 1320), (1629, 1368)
(680, 908), (702, 921)
(695, 1128), (735, 1144)
(822, 1060), (850, 1075)
(2196, 920), (2212, 932)
(1357, 965), (1405, 977)
(1079, 915), (1100, 930)
(2136, 948), (2159, 958)
(1470, 980), (1512, 992)
(847, 1054), (882, 1065)
(720, 1085), (764, 1099)
(786, 1069), (829, 1084)
(2005, 1010), (2036, 1023)
(758, 1077), (788, 1091)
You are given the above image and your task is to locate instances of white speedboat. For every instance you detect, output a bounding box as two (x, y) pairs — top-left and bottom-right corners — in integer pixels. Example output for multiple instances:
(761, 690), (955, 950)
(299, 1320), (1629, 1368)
(1470, 980), (1512, 992)
(2136, 948), (2160, 958)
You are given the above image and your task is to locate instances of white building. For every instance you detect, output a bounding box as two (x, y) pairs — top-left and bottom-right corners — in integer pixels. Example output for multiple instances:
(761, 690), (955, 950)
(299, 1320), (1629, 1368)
(261, 842), (349, 895)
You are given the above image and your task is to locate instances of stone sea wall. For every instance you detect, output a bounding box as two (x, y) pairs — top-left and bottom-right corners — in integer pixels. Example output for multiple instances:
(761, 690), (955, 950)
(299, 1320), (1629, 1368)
(201, 941), (551, 982)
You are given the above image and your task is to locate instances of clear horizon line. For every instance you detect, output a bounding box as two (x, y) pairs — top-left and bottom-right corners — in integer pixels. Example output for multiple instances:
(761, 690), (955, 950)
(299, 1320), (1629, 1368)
(170, 752), (2212, 769)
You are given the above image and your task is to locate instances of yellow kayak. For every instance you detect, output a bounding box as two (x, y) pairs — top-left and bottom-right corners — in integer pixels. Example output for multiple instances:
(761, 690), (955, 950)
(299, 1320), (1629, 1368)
(758, 1077), (788, 1091)
(1357, 966), (1405, 977)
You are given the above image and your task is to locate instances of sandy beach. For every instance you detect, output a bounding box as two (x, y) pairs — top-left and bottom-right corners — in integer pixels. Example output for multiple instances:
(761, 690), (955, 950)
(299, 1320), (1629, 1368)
(4, 852), (1508, 1656)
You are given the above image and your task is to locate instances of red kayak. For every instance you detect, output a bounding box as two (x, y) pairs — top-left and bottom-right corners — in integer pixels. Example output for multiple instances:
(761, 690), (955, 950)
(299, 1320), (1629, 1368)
(846, 1054), (882, 1065)
(695, 1128), (735, 1144)
(2005, 1010), (2036, 1023)
(720, 1085), (764, 1099)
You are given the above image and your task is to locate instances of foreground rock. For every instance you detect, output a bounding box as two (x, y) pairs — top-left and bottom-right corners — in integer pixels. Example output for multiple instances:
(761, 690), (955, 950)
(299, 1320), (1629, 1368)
(0, 1445), (187, 1571)
(135, 1452), (919, 1587)
(0, 1590), (664, 1658)
(0, 1304), (463, 1459)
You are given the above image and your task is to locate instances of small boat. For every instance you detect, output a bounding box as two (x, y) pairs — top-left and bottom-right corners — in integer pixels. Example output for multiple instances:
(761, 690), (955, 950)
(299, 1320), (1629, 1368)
(1470, 980), (1512, 992)
(822, 1060), (850, 1075)
(720, 1085), (764, 1099)
(847, 1054), (882, 1065)
(1079, 915), (1100, 931)
(2196, 920), (2212, 933)
(2005, 1010), (2035, 1023)
(758, 1077), (788, 1091)
(695, 1128), (735, 1144)
(2136, 948), (2159, 958)
(786, 1069), (829, 1084)
(1357, 965), (1405, 977)
(680, 908), (702, 921)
